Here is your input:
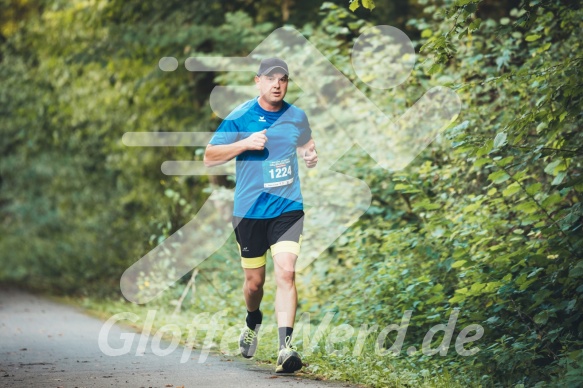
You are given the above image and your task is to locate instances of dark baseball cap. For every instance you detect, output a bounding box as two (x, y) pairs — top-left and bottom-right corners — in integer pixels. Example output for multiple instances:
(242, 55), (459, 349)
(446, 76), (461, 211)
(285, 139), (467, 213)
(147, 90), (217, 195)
(257, 57), (289, 76)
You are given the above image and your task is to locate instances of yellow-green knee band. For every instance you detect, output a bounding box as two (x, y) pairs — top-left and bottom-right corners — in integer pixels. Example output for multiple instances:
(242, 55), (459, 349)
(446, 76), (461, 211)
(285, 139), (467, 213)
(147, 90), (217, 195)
(271, 235), (302, 257)
(241, 255), (267, 269)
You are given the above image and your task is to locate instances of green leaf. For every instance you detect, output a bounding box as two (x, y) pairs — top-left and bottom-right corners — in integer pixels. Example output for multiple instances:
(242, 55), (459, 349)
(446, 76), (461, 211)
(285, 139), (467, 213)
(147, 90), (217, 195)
(515, 201), (538, 214)
(525, 34), (542, 42)
(542, 193), (562, 209)
(489, 244), (505, 252)
(532, 290), (553, 308)
(362, 0), (375, 10)
(349, 0), (360, 12)
(484, 282), (502, 293)
(414, 200), (442, 211)
(558, 175), (583, 190)
(538, 42), (552, 53)
(463, 202), (481, 212)
(449, 294), (466, 304)
(432, 284), (444, 292)
(452, 260), (467, 268)
(519, 278), (537, 291)
(493, 132), (508, 149)
(544, 159), (564, 175)
(526, 183), (542, 196)
(469, 18), (481, 31)
(477, 140), (493, 157)
(569, 261), (583, 278)
(536, 122), (549, 133)
(513, 170), (528, 181)
(533, 311), (549, 325)
(465, 3), (477, 13)
(474, 158), (491, 168)
(497, 156), (514, 167)
(503, 182), (521, 197)
(457, 28), (468, 40)
(164, 189), (176, 198)
(428, 63), (443, 75)
(551, 171), (567, 186)
(470, 282), (486, 293)
(488, 170), (511, 184)
(394, 183), (421, 193)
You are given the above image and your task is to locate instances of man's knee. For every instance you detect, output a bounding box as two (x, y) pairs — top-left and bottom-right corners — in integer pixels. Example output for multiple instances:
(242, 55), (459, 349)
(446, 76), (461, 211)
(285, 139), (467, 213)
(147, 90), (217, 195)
(275, 264), (295, 288)
(246, 280), (264, 294)
(277, 272), (295, 288)
(245, 271), (265, 294)
(273, 252), (298, 281)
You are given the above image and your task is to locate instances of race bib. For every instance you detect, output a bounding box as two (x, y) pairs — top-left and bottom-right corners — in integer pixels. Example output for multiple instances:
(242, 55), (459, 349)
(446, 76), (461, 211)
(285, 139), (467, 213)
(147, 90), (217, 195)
(262, 156), (295, 188)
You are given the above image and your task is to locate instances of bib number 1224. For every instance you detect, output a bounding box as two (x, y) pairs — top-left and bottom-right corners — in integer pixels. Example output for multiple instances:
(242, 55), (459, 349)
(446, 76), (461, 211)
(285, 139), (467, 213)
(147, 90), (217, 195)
(263, 157), (294, 188)
(268, 165), (292, 180)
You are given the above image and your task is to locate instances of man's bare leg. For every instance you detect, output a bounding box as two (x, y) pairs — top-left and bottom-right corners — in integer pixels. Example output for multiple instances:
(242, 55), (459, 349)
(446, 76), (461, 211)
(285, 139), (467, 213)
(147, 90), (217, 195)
(239, 265), (266, 358)
(273, 252), (298, 334)
(273, 251), (302, 372)
(243, 266), (266, 311)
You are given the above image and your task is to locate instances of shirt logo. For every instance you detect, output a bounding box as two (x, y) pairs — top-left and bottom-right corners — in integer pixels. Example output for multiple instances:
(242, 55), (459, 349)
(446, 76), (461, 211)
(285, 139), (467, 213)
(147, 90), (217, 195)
(258, 116), (266, 122)
(242, 247), (249, 252)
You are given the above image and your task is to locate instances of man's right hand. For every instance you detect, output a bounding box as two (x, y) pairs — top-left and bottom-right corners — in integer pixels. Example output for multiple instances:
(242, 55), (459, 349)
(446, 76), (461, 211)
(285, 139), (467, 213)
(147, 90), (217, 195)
(244, 129), (268, 151)
(204, 129), (268, 167)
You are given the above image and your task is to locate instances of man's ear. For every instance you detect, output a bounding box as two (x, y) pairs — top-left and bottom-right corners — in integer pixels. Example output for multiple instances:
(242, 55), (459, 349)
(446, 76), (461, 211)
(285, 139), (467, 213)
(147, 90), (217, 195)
(254, 75), (260, 89)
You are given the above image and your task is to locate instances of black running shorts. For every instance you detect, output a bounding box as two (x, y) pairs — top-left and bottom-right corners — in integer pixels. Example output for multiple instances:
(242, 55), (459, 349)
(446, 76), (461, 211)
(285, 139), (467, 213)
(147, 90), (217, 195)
(232, 210), (304, 269)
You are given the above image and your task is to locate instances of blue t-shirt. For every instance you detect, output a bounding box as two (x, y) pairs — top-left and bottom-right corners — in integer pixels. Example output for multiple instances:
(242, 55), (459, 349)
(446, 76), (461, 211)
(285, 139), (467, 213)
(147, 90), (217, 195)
(209, 98), (312, 219)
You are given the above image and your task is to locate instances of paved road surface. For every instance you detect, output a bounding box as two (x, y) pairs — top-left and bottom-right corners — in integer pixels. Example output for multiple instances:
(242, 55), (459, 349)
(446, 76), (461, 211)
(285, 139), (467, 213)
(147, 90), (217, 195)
(0, 288), (355, 388)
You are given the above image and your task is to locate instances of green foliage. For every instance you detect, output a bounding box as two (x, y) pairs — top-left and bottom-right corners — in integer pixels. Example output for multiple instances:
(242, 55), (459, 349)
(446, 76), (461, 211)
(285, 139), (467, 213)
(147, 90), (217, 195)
(315, 0), (582, 385)
(1, 0), (581, 386)
(0, 0), (271, 294)
(349, 0), (376, 12)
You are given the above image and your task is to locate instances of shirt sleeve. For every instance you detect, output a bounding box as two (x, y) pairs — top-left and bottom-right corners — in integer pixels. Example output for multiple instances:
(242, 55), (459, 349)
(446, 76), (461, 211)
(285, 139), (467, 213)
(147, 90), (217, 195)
(209, 117), (240, 145)
(297, 111), (312, 146)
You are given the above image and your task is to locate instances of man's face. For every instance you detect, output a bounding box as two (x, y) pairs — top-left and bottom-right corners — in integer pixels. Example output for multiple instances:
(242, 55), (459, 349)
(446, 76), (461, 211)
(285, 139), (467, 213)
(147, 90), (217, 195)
(255, 72), (288, 108)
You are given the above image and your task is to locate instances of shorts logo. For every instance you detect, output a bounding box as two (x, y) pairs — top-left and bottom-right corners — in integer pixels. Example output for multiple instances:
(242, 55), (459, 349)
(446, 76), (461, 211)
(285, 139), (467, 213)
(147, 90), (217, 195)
(242, 247), (249, 252)
(259, 116), (266, 122)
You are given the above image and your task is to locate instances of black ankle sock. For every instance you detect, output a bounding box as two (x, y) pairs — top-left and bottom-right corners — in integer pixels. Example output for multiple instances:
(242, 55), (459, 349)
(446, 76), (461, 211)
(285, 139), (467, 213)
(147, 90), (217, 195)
(278, 327), (294, 349)
(246, 308), (262, 330)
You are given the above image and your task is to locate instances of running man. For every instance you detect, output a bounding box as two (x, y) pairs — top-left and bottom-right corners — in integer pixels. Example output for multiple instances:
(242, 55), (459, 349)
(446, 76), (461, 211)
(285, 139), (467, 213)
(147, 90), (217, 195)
(204, 57), (317, 373)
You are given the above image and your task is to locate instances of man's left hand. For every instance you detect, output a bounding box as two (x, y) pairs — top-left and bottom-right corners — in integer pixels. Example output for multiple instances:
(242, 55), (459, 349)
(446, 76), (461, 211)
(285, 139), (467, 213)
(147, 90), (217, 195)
(304, 145), (318, 168)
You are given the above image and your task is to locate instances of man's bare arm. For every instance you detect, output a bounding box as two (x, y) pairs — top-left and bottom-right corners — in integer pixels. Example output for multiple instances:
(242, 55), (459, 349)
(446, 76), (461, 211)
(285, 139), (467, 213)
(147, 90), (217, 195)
(204, 130), (268, 167)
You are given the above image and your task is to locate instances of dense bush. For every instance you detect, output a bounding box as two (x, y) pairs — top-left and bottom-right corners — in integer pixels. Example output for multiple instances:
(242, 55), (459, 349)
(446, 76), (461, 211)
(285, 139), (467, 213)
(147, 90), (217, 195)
(1, 0), (580, 385)
(309, 0), (582, 385)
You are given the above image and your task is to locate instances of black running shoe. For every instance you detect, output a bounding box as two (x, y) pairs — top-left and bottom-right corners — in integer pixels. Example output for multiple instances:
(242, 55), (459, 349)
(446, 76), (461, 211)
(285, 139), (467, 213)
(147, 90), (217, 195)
(239, 325), (260, 358)
(275, 336), (302, 373)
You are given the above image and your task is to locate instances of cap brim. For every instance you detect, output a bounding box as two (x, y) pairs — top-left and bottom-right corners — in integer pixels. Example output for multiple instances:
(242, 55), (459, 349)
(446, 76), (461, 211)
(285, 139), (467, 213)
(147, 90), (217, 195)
(260, 66), (288, 75)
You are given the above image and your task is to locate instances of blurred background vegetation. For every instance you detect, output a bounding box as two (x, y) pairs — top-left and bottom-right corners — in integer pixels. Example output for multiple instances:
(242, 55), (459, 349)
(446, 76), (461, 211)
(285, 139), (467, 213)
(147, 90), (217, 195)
(1, 0), (581, 386)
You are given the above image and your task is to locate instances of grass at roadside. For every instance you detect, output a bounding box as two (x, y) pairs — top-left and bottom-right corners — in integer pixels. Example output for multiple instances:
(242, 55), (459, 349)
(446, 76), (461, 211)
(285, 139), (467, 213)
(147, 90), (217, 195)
(59, 279), (481, 388)
(48, 239), (480, 387)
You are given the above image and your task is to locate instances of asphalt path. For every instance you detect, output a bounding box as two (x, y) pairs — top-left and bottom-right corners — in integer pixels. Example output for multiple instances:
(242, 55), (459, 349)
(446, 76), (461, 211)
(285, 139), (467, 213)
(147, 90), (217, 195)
(0, 288), (355, 388)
